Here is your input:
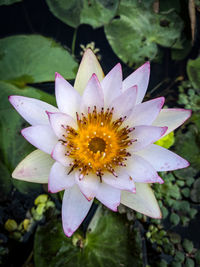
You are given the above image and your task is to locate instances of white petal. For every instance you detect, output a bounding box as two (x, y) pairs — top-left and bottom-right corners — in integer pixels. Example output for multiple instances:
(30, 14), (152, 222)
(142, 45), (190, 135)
(80, 74), (104, 113)
(62, 185), (93, 237)
(12, 149), (54, 183)
(122, 62), (150, 104)
(129, 125), (167, 152)
(48, 162), (75, 193)
(51, 142), (72, 166)
(55, 72), (81, 118)
(9, 95), (58, 125)
(96, 183), (121, 211)
(135, 144), (189, 171)
(75, 173), (99, 201)
(47, 112), (77, 139)
(101, 63), (122, 107)
(153, 108), (191, 137)
(121, 183), (162, 218)
(102, 170), (136, 192)
(127, 97), (165, 126)
(110, 85), (137, 119)
(126, 154), (163, 184)
(74, 49), (104, 94)
(21, 125), (57, 154)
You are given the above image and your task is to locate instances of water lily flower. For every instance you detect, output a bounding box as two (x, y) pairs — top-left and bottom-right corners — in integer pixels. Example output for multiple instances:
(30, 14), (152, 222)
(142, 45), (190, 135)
(9, 49), (191, 237)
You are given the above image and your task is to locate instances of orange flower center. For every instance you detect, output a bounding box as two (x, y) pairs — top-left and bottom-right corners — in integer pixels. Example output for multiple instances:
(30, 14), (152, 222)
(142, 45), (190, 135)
(61, 106), (136, 180)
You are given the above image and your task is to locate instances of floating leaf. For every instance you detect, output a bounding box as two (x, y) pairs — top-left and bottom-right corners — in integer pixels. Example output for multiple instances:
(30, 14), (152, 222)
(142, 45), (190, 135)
(190, 178), (200, 203)
(104, 0), (183, 65)
(0, 35), (77, 86)
(34, 207), (141, 267)
(46, 0), (119, 29)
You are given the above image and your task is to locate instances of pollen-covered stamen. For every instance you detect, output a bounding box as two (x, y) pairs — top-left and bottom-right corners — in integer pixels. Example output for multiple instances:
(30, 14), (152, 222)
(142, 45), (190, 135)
(61, 106), (136, 179)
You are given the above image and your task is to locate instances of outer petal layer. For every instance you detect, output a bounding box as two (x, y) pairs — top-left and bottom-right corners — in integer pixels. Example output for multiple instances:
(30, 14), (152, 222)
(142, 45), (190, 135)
(74, 49), (104, 94)
(102, 170), (136, 192)
(47, 112), (77, 139)
(122, 62), (150, 104)
(22, 125), (57, 154)
(48, 162), (75, 193)
(80, 74), (104, 113)
(55, 73), (81, 118)
(101, 63), (122, 107)
(153, 108), (191, 137)
(12, 150), (54, 183)
(130, 126), (167, 152)
(126, 154), (163, 184)
(135, 144), (189, 171)
(62, 185), (93, 237)
(128, 97), (165, 126)
(9, 95), (58, 125)
(96, 183), (121, 212)
(109, 85), (137, 119)
(121, 183), (162, 218)
(75, 173), (99, 201)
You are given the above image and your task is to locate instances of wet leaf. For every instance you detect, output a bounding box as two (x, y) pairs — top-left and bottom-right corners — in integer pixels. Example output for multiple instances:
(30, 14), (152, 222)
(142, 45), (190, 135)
(0, 35), (77, 86)
(104, 0), (183, 65)
(34, 207), (141, 267)
(0, 0), (21, 5)
(46, 0), (119, 29)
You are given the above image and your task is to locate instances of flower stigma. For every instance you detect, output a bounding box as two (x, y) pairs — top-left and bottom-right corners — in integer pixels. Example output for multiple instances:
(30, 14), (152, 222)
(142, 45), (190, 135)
(60, 106), (136, 181)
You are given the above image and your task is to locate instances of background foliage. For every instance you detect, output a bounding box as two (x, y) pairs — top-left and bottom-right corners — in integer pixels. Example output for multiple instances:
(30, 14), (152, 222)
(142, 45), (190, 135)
(0, 0), (200, 266)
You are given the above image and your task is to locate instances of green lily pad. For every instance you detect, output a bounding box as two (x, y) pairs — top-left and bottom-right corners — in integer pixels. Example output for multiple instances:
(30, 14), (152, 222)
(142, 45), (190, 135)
(187, 57), (200, 89)
(0, 160), (12, 200)
(45, 0), (119, 29)
(34, 207), (142, 267)
(104, 0), (183, 66)
(0, 81), (56, 194)
(0, 35), (77, 86)
(0, 0), (21, 5)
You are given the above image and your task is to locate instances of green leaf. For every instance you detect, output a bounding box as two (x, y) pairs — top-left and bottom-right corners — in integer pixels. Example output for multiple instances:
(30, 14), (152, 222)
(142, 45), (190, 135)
(169, 213), (180, 226)
(0, 81), (56, 193)
(0, 160), (12, 200)
(34, 207), (141, 267)
(45, 0), (119, 29)
(190, 178), (200, 203)
(104, 0), (183, 66)
(0, 0), (21, 5)
(0, 35), (77, 86)
(187, 57), (200, 89)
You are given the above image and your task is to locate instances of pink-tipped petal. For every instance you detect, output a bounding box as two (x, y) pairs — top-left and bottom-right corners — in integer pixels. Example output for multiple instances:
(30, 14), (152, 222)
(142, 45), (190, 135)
(75, 173), (100, 201)
(126, 154), (162, 184)
(47, 112), (77, 139)
(96, 183), (121, 212)
(127, 97), (165, 126)
(153, 108), (192, 137)
(21, 125), (57, 154)
(51, 142), (72, 167)
(12, 150), (54, 183)
(48, 162), (75, 193)
(122, 62), (150, 104)
(102, 170), (136, 192)
(62, 185), (93, 237)
(80, 73), (104, 113)
(135, 144), (190, 171)
(109, 85), (138, 119)
(129, 125), (168, 152)
(74, 49), (104, 94)
(8, 95), (58, 126)
(121, 183), (162, 219)
(101, 63), (122, 107)
(55, 72), (81, 118)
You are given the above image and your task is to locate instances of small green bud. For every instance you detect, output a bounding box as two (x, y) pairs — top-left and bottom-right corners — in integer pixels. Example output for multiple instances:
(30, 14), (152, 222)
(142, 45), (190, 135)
(34, 194), (48, 205)
(4, 219), (18, 232)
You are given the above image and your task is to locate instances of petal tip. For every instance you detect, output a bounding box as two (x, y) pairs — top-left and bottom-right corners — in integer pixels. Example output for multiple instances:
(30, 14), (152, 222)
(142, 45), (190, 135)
(63, 227), (74, 237)
(55, 72), (62, 79)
